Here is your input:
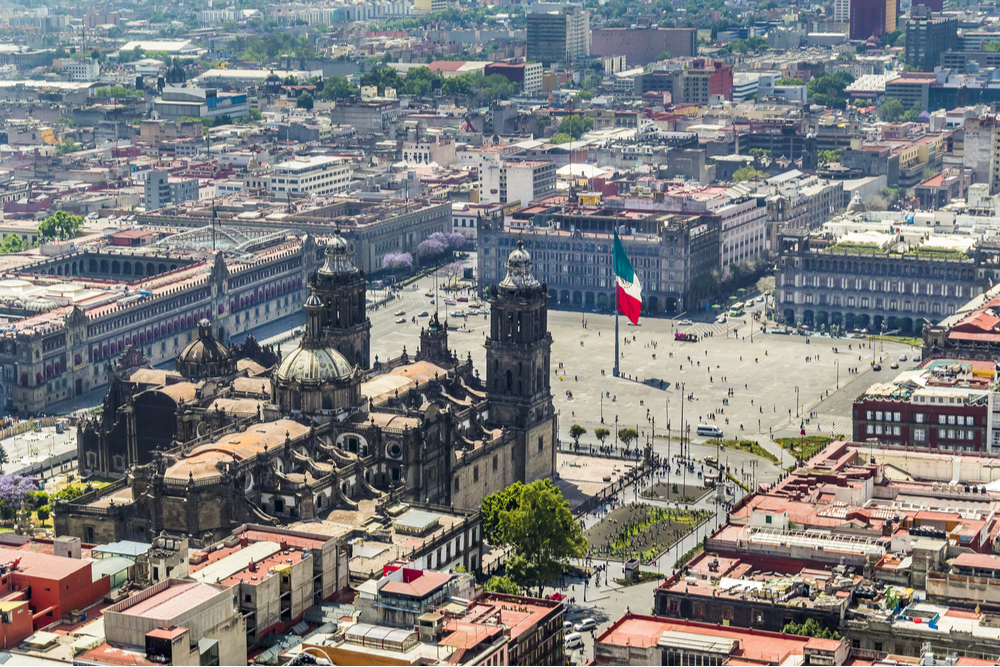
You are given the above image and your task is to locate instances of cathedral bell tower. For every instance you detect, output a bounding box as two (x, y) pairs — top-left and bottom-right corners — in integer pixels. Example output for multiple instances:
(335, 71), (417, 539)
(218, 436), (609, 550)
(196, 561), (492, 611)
(485, 240), (556, 484)
(310, 232), (371, 369)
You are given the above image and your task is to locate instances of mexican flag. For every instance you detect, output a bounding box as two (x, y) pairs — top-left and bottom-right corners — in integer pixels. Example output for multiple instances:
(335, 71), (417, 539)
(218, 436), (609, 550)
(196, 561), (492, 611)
(614, 229), (642, 325)
(213, 203), (221, 228)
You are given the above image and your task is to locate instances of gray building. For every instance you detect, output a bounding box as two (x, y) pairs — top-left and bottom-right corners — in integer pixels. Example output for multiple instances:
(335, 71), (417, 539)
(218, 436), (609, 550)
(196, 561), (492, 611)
(526, 3), (589, 67)
(775, 230), (994, 333)
(905, 7), (959, 72)
(477, 202), (721, 315)
(327, 101), (400, 136)
(144, 170), (199, 211)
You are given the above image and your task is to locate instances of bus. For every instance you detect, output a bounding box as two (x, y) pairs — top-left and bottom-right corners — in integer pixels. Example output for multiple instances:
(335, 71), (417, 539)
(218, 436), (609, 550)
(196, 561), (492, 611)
(728, 303), (745, 317)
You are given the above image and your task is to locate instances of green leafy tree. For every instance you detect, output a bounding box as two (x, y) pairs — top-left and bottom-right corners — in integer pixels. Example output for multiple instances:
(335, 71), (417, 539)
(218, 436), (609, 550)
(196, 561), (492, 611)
(570, 424), (587, 450)
(318, 76), (359, 101)
(749, 148), (771, 159)
(38, 210), (83, 241)
(783, 618), (840, 639)
(249, 109), (263, 121)
(883, 187), (899, 203)
(987, 40), (1000, 52)
(54, 486), (85, 502)
(549, 133), (575, 145)
(0, 445), (7, 472)
(54, 138), (81, 156)
(807, 72), (854, 110)
(732, 166), (768, 183)
(557, 114), (594, 140)
(618, 427), (638, 448)
(0, 234), (23, 255)
(484, 575), (522, 594)
(657, 50), (673, 60)
(902, 102), (923, 123)
(36, 506), (50, 524)
(577, 90), (593, 101)
(296, 92), (314, 109)
(480, 481), (525, 545)
(776, 77), (803, 86)
(500, 480), (586, 597)
(817, 149), (841, 164)
(878, 98), (904, 122)
(594, 427), (610, 447)
(581, 73), (603, 91)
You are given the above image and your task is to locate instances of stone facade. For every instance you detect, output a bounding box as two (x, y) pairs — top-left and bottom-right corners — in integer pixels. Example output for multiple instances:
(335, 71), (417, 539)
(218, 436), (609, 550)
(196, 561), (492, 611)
(775, 231), (998, 333)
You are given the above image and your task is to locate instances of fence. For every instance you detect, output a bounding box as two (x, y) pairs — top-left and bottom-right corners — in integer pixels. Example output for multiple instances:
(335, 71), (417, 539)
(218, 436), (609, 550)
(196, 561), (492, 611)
(0, 416), (63, 442)
(573, 459), (654, 518)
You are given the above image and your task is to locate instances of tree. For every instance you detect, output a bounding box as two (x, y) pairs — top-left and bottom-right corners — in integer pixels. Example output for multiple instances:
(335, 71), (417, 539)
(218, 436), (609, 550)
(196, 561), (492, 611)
(732, 166), (768, 183)
(0, 475), (35, 510)
(296, 92), (314, 110)
(594, 427), (610, 447)
(577, 90), (593, 101)
(807, 72), (854, 110)
(987, 40), (1000, 52)
(549, 133), (575, 145)
(38, 211), (83, 241)
(91, 49), (101, 61)
(500, 480), (586, 597)
(36, 506), (50, 524)
(878, 98), (904, 122)
(484, 575), (522, 594)
(570, 424), (586, 451)
(381, 252), (413, 276)
(480, 482), (525, 545)
(0, 234), (22, 255)
(54, 138), (81, 156)
(0, 445), (7, 472)
(249, 109), (263, 121)
(749, 148), (771, 159)
(817, 149), (841, 164)
(54, 485), (85, 502)
(657, 50), (673, 61)
(776, 77), (803, 86)
(783, 618), (840, 639)
(581, 73), (603, 91)
(557, 114), (594, 140)
(618, 427), (638, 449)
(587, 60), (605, 72)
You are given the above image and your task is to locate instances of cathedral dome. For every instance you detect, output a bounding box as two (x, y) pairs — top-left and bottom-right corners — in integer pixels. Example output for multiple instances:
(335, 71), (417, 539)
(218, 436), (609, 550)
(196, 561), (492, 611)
(499, 240), (540, 290)
(276, 345), (354, 383)
(165, 59), (186, 85)
(318, 232), (356, 276)
(176, 319), (233, 378)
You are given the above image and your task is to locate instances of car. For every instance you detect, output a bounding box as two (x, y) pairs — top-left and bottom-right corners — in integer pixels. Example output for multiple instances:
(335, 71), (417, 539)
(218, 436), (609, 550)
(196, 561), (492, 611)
(445, 299), (456, 305)
(756, 295), (765, 302)
(424, 291), (434, 297)
(394, 310), (405, 316)
(575, 618), (596, 632)
(899, 354), (907, 361)
(457, 296), (469, 302)
(678, 319), (693, 326)
(469, 302), (481, 308)
(395, 317), (406, 323)
(563, 621), (574, 631)
(890, 362), (899, 369)
(912, 354), (921, 362)
(872, 364), (882, 371)
(418, 311), (429, 317)
(715, 316), (727, 324)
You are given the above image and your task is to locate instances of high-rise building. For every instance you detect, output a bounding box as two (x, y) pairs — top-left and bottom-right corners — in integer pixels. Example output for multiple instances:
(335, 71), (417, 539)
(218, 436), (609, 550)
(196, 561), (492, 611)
(526, 3), (589, 67)
(143, 170), (199, 211)
(849, 0), (895, 40)
(905, 6), (958, 71)
(834, 0), (851, 23)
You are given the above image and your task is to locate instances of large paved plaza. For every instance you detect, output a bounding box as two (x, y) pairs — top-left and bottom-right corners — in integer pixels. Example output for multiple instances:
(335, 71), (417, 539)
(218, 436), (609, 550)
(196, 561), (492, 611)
(297, 261), (915, 488)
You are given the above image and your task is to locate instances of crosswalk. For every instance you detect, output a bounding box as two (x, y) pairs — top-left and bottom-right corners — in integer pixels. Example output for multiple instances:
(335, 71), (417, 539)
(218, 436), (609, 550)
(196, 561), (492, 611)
(677, 322), (751, 338)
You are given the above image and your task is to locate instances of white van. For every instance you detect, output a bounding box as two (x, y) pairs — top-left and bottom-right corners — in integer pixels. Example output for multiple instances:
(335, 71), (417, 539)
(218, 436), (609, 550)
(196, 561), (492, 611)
(565, 632), (584, 650)
(696, 424), (723, 438)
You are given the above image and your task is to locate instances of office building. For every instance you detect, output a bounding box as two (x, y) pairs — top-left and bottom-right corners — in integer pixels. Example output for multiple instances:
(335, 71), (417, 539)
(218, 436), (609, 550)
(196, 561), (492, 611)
(143, 170), (199, 211)
(834, 0), (851, 23)
(526, 3), (589, 67)
(153, 86), (249, 121)
(905, 7), (958, 72)
(484, 61), (544, 94)
(849, 0), (896, 40)
(591, 27), (697, 64)
(65, 59), (99, 82)
(478, 157), (557, 205)
(268, 155), (353, 197)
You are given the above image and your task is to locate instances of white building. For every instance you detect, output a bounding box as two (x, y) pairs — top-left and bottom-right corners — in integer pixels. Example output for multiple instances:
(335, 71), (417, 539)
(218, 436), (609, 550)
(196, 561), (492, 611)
(401, 137), (456, 166)
(144, 170), (200, 211)
(66, 59), (100, 82)
(716, 197), (769, 278)
(268, 155), (353, 196)
(834, 0), (851, 23)
(732, 73), (761, 102)
(478, 155), (556, 205)
(451, 202), (504, 241)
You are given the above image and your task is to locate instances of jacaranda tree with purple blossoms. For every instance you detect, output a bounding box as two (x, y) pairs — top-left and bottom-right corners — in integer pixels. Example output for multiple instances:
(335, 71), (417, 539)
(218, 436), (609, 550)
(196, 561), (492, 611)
(0, 474), (35, 521)
(381, 252), (413, 281)
(417, 231), (466, 260)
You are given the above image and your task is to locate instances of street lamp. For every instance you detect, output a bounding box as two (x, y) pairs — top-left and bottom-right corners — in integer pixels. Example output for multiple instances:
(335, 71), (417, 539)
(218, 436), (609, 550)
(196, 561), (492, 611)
(836, 359), (840, 390)
(795, 385), (800, 418)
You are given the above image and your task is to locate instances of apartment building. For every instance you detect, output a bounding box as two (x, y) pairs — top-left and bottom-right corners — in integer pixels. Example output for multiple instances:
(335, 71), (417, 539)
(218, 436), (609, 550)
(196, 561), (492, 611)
(268, 156), (353, 196)
(478, 157), (557, 205)
(526, 3), (589, 67)
(144, 170), (199, 211)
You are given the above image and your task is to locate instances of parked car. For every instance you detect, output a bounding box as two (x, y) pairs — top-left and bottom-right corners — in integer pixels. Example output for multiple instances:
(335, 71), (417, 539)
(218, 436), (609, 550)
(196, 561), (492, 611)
(899, 354), (907, 361)
(565, 633), (584, 650)
(395, 317), (406, 323)
(575, 619), (596, 632)
(394, 310), (405, 316)
(678, 319), (693, 326)
(418, 311), (429, 317)
(873, 364), (882, 371)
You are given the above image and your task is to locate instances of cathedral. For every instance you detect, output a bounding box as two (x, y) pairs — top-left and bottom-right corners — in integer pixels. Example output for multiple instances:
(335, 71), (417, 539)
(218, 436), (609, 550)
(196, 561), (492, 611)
(58, 235), (558, 547)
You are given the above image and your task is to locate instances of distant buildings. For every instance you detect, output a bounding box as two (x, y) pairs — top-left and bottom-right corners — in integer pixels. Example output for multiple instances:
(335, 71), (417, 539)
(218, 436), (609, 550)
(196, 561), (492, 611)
(849, 0), (896, 40)
(143, 170), (199, 211)
(153, 86), (249, 121)
(905, 7), (959, 72)
(526, 3), (589, 67)
(485, 61), (544, 94)
(268, 155), (354, 197)
(590, 27), (697, 65)
(478, 157), (557, 205)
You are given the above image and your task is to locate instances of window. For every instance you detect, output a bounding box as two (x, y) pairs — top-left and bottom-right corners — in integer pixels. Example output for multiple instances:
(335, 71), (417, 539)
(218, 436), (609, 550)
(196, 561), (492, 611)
(493, 455), (498, 471)
(939, 414), (947, 424)
(916, 413), (924, 423)
(538, 436), (544, 452)
(957, 416), (965, 426)
(668, 599), (679, 616)
(894, 426), (901, 436)
(915, 428), (926, 441)
(454, 477), (460, 492)
(948, 415), (956, 425)
(765, 514), (772, 524)
(894, 412), (901, 422)
(473, 466), (479, 483)
(949, 429), (955, 439)
(876, 411), (883, 420)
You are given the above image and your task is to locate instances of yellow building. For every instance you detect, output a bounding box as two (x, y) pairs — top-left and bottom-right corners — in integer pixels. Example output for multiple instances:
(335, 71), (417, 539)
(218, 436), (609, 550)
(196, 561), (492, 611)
(412, 0), (446, 14)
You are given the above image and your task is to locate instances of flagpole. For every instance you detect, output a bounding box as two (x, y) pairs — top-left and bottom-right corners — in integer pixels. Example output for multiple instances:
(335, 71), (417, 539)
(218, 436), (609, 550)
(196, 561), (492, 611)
(212, 199), (216, 253)
(614, 221), (620, 379)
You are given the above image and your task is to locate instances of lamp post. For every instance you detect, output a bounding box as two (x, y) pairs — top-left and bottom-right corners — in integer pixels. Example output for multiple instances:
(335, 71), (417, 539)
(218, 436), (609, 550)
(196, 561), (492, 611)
(836, 359), (840, 390)
(795, 385), (800, 418)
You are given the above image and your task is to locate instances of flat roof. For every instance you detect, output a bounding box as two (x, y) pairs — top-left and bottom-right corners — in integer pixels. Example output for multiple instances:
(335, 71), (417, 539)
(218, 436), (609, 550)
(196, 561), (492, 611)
(120, 582), (224, 621)
(92, 540), (150, 558)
